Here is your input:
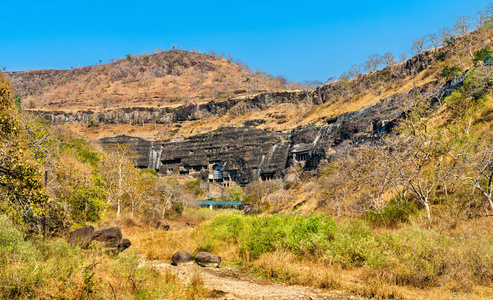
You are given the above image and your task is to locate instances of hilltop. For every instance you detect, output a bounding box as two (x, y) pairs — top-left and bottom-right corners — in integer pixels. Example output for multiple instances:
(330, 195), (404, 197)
(6, 50), (291, 110)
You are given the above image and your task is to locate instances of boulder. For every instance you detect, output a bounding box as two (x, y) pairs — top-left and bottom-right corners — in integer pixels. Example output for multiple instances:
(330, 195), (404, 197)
(171, 250), (193, 266)
(67, 225), (95, 247)
(156, 221), (170, 231)
(92, 225), (122, 247)
(194, 251), (221, 268)
(117, 238), (131, 252)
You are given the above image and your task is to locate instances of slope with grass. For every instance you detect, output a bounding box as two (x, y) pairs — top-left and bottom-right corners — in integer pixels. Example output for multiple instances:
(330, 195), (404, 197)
(6, 50), (290, 111)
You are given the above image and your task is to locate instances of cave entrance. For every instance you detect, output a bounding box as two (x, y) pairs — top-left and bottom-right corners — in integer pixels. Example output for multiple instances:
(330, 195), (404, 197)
(295, 151), (309, 161)
(212, 163), (223, 182)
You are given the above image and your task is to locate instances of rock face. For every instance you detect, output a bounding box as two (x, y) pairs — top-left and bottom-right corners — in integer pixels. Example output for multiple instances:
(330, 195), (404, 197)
(171, 250), (193, 266)
(67, 225), (94, 247)
(92, 225), (123, 247)
(92, 77), (464, 184)
(194, 251), (221, 268)
(160, 126), (290, 184)
(24, 91), (307, 126)
(99, 135), (162, 170)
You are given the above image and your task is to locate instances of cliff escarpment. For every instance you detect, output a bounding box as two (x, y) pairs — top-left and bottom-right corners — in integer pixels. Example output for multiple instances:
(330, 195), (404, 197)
(98, 76), (464, 184)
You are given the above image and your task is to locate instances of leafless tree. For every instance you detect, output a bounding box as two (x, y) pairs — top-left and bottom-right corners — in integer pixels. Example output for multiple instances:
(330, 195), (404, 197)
(348, 64), (361, 79)
(440, 27), (455, 45)
(383, 52), (396, 68)
(400, 53), (407, 63)
(449, 142), (493, 211)
(454, 16), (471, 37)
(411, 36), (427, 56)
(364, 54), (383, 73)
(428, 33), (441, 52)
(392, 136), (440, 222)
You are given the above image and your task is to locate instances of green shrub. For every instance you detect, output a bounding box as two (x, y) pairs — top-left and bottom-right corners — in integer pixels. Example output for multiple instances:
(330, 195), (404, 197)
(185, 178), (204, 197)
(364, 201), (419, 228)
(87, 119), (98, 128)
(199, 214), (337, 259)
(472, 47), (492, 66)
(436, 52), (446, 61)
(14, 95), (21, 111)
(442, 65), (463, 80)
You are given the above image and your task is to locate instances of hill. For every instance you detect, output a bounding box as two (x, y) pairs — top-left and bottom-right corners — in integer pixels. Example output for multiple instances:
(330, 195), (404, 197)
(6, 50), (291, 110)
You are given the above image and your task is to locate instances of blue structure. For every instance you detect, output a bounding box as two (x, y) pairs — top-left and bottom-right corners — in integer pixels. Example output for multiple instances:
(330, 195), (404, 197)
(197, 200), (244, 208)
(484, 56), (493, 66)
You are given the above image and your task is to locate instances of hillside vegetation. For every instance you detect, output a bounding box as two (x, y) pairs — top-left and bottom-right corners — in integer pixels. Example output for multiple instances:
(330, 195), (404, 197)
(4, 5), (493, 300)
(0, 71), (217, 299)
(7, 50), (291, 110)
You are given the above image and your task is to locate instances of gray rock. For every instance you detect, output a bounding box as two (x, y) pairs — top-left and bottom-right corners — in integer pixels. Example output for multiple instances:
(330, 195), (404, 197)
(171, 250), (193, 266)
(117, 238), (131, 252)
(156, 221), (170, 231)
(194, 251), (221, 268)
(67, 225), (94, 247)
(92, 225), (122, 247)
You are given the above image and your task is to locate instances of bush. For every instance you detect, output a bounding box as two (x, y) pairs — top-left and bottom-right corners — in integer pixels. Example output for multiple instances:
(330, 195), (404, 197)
(472, 47), (492, 66)
(196, 214), (493, 290)
(199, 214), (337, 259)
(436, 52), (446, 61)
(442, 65), (463, 80)
(87, 119), (98, 128)
(364, 200), (419, 228)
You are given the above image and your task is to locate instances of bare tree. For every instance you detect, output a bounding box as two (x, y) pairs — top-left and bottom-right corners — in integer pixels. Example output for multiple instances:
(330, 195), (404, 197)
(454, 16), (471, 37)
(440, 27), (455, 45)
(348, 64), (361, 79)
(383, 52), (396, 68)
(428, 33), (441, 52)
(450, 142), (493, 211)
(364, 54), (383, 73)
(411, 36), (427, 56)
(400, 53), (407, 63)
(392, 136), (440, 222)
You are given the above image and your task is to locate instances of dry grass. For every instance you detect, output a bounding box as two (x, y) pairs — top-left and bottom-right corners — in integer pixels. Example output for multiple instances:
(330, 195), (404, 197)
(252, 251), (341, 289)
(7, 50), (291, 111)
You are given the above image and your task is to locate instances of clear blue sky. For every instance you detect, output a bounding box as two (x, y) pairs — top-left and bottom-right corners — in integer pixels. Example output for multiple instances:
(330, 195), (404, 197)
(2, 0), (491, 82)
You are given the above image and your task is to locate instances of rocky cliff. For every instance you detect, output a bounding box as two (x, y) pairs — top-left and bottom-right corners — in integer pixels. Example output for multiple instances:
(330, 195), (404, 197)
(25, 91), (307, 126)
(98, 76), (463, 184)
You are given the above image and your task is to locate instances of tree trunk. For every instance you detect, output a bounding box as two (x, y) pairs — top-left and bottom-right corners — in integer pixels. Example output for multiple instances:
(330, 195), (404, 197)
(424, 202), (432, 223)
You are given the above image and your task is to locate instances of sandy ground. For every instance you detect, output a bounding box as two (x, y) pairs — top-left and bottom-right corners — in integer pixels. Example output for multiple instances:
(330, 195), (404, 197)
(146, 261), (362, 300)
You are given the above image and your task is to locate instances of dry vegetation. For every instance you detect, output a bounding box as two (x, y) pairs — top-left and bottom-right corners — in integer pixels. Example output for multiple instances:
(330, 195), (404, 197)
(7, 50), (292, 110)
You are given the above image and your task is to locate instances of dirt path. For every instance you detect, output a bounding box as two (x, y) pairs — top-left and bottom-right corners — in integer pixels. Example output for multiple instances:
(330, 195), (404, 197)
(148, 261), (359, 300)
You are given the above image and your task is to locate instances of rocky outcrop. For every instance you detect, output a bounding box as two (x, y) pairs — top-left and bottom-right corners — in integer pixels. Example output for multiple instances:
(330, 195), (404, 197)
(25, 91), (307, 125)
(117, 238), (132, 252)
(98, 135), (162, 169)
(95, 77), (464, 183)
(67, 225), (94, 247)
(156, 221), (170, 231)
(171, 250), (193, 266)
(160, 126), (290, 184)
(194, 251), (221, 267)
(67, 225), (131, 253)
(92, 225), (123, 247)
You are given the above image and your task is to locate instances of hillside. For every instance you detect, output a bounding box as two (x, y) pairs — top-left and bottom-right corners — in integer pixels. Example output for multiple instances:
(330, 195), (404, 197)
(8, 29), (489, 144)
(5, 7), (493, 300)
(6, 50), (291, 110)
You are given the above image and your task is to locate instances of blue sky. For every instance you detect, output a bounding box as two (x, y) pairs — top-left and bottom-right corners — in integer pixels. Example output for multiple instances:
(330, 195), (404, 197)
(2, 1), (491, 82)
